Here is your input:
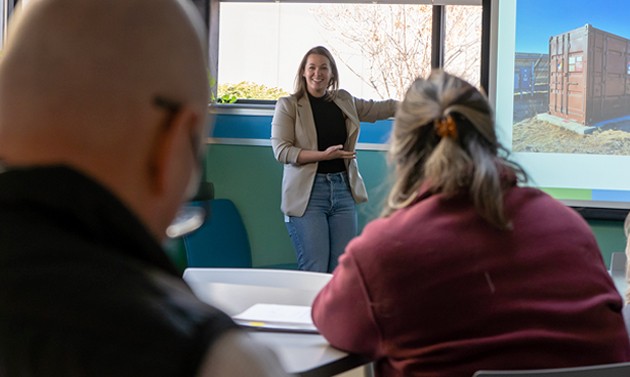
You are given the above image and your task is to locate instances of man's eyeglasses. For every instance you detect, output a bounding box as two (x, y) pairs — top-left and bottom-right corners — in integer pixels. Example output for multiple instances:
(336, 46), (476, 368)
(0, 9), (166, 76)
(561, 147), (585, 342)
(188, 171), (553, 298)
(153, 96), (203, 166)
(153, 95), (207, 238)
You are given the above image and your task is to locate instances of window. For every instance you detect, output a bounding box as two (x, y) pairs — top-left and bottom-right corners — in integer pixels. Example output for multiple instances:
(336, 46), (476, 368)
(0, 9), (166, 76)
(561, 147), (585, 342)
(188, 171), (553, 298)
(215, 0), (482, 102)
(443, 4), (482, 87)
(1, 1), (484, 104)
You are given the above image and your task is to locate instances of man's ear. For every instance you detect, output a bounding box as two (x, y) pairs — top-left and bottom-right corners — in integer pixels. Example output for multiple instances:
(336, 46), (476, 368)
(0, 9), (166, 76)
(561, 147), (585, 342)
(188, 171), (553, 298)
(148, 105), (200, 198)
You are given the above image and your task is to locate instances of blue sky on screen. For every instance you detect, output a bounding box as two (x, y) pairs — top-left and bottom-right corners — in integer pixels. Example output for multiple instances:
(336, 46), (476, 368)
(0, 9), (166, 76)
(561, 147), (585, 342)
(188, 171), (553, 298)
(516, 0), (630, 53)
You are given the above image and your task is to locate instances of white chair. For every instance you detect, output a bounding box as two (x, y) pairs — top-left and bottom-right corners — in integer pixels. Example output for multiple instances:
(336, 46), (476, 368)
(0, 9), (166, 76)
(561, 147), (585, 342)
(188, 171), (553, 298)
(473, 362), (630, 376)
(182, 268), (332, 316)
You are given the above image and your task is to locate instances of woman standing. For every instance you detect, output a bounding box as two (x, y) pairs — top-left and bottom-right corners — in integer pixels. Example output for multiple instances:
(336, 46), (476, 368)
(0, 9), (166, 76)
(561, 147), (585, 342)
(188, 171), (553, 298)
(312, 70), (630, 376)
(271, 46), (397, 272)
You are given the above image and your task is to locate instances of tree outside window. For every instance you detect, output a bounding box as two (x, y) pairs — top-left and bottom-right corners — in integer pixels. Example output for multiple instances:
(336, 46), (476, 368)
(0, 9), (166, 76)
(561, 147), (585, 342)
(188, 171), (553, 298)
(217, 2), (482, 102)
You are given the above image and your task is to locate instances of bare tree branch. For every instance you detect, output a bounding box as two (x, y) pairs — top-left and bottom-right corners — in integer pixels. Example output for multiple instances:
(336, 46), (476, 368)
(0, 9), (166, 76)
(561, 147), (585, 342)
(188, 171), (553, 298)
(311, 4), (482, 99)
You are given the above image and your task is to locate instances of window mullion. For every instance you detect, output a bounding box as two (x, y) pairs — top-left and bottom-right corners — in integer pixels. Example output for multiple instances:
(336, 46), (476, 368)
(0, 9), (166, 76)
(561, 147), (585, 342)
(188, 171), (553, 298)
(431, 5), (445, 69)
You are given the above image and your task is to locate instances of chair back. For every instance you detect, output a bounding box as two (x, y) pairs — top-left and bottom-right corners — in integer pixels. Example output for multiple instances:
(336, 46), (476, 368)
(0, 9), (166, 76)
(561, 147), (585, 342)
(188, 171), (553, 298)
(473, 362), (630, 377)
(183, 199), (252, 268)
(182, 268), (332, 316)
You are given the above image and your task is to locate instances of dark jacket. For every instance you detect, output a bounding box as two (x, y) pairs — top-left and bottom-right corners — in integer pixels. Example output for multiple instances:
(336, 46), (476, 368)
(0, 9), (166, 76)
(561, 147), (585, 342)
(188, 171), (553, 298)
(0, 165), (237, 377)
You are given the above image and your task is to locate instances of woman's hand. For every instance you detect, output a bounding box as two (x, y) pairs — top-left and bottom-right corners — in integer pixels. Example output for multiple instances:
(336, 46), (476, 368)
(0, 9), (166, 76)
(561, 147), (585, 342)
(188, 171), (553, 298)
(297, 144), (356, 164)
(323, 145), (356, 160)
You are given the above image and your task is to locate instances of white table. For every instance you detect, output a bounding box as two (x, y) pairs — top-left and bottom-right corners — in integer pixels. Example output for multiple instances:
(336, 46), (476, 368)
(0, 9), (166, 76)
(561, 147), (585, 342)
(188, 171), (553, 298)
(183, 268), (370, 377)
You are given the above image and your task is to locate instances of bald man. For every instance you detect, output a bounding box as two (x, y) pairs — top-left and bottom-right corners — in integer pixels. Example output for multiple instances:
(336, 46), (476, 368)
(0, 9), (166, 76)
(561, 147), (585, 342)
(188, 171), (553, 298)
(0, 0), (288, 376)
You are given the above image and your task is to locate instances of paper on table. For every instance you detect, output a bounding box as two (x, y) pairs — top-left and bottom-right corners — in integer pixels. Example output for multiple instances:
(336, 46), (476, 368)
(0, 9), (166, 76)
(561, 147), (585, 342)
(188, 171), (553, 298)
(232, 303), (318, 333)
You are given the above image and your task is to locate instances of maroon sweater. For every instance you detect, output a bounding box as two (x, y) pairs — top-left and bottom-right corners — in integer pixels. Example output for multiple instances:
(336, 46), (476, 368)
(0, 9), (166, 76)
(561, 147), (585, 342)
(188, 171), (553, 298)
(312, 183), (630, 377)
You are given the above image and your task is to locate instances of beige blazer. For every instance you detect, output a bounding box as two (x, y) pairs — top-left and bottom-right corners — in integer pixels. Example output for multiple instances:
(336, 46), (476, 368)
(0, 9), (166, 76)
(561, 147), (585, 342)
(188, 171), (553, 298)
(271, 90), (398, 217)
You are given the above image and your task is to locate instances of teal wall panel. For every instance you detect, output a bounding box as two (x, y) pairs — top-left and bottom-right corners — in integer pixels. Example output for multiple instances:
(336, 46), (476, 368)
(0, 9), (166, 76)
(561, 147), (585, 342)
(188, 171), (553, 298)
(203, 144), (293, 267)
(166, 107), (629, 273)
(194, 143), (627, 270)
(201, 144), (395, 267)
(590, 220), (626, 268)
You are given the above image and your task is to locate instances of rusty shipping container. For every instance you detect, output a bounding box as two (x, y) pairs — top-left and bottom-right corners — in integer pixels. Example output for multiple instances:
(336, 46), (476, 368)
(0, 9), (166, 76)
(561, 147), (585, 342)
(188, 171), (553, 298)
(549, 24), (630, 126)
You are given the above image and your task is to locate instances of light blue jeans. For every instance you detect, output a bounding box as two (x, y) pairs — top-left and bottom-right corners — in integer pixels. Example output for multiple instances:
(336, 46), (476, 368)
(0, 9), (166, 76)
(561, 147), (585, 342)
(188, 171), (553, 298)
(285, 172), (358, 273)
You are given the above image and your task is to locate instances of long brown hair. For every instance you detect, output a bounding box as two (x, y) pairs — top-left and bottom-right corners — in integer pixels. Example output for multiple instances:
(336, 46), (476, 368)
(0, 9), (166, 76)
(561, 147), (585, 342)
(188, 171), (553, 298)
(292, 46), (339, 101)
(384, 70), (527, 230)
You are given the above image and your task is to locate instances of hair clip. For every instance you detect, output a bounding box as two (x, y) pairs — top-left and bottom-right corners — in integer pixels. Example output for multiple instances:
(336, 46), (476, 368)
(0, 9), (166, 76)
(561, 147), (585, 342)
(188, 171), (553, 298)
(434, 114), (458, 139)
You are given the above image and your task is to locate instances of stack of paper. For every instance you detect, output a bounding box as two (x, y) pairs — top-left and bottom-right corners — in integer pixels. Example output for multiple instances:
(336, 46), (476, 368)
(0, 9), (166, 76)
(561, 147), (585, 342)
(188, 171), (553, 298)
(232, 303), (318, 334)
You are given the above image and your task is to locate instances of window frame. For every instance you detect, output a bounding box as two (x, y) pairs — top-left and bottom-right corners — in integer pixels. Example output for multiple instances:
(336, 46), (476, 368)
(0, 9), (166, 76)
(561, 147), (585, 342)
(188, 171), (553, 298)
(198, 0), (486, 107)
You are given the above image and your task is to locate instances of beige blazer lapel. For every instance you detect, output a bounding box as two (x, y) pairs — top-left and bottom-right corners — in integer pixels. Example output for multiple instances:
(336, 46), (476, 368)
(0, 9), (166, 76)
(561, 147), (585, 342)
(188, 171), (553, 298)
(334, 96), (360, 144)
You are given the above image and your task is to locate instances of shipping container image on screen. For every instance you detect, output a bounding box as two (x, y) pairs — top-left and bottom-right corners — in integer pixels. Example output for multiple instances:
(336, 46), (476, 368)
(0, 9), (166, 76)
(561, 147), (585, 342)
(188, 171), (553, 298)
(549, 24), (630, 127)
(513, 52), (549, 122)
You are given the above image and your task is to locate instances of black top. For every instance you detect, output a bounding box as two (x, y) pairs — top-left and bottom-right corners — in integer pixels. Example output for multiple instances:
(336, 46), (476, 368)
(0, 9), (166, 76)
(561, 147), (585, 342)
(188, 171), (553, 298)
(0, 165), (237, 377)
(308, 93), (347, 173)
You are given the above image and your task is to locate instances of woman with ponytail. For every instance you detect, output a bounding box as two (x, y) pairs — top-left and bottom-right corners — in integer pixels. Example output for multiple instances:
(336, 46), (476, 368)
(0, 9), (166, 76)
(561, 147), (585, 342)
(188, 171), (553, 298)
(312, 70), (630, 377)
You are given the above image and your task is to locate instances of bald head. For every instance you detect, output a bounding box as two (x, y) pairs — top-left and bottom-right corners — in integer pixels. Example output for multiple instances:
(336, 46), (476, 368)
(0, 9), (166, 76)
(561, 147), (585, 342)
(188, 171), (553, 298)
(0, 0), (208, 144)
(0, 0), (210, 238)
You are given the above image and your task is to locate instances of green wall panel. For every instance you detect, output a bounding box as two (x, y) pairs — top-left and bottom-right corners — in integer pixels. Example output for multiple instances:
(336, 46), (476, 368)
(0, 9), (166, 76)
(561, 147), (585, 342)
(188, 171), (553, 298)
(203, 144), (294, 267)
(589, 220), (626, 268)
(192, 143), (626, 271)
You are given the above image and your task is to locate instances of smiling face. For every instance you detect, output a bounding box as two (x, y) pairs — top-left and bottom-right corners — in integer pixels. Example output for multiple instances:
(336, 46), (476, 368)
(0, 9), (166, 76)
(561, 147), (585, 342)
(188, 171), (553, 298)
(302, 53), (332, 97)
